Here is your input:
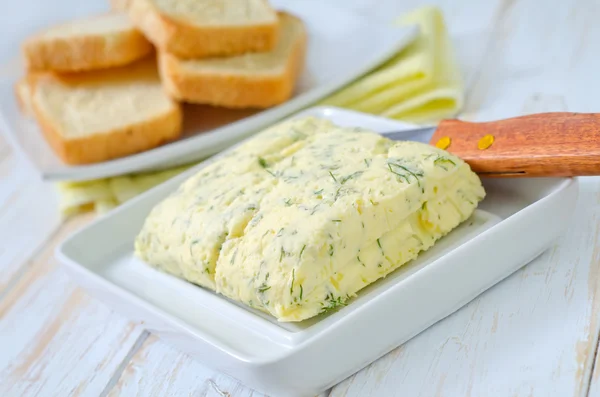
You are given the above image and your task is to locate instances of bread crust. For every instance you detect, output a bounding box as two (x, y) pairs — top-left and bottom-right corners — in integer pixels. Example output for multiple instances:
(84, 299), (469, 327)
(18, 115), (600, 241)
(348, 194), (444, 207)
(158, 16), (306, 108)
(29, 74), (183, 165)
(128, 0), (279, 59)
(23, 17), (153, 72)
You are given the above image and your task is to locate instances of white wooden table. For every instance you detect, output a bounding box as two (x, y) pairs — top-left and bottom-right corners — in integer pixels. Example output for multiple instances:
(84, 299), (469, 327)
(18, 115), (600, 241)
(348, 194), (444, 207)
(1, 0), (600, 396)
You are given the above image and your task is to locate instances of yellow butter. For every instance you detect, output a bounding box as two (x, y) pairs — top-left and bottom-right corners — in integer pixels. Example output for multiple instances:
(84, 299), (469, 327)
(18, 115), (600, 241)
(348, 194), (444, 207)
(135, 117), (485, 321)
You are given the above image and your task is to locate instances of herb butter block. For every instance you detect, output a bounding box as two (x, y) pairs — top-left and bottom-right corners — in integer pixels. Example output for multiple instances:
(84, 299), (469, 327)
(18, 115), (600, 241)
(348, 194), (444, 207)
(135, 117), (485, 322)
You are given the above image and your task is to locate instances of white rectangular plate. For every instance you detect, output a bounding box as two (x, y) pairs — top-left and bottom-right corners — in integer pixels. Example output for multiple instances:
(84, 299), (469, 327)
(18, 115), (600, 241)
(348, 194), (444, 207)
(57, 107), (579, 397)
(0, 1), (416, 182)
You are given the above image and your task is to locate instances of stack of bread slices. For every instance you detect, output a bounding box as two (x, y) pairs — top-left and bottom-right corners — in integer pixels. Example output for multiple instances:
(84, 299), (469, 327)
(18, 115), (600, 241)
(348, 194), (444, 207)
(16, 0), (306, 165)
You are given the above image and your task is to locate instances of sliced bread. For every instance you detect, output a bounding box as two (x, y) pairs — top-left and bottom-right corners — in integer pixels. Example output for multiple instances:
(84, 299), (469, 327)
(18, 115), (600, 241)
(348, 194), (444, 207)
(128, 0), (279, 58)
(23, 13), (153, 72)
(30, 58), (182, 165)
(159, 12), (306, 108)
(110, 0), (132, 11)
(15, 78), (34, 117)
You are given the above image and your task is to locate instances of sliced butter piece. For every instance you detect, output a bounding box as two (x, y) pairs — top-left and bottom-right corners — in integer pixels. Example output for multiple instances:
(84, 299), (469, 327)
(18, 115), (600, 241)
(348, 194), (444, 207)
(134, 117), (328, 290)
(215, 131), (484, 321)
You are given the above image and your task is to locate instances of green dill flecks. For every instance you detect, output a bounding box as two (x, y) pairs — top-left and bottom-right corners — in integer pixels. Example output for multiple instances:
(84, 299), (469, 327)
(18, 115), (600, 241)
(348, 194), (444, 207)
(421, 201), (427, 210)
(387, 163), (407, 183)
(329, 244), (334, 256)
(299, 245), (306, 258)
(205, 266), (211, 274)
(433, 156), (456, 171)
(314, 189), (324, 195)
(369, 198), (378, 206)
(361, 221), (365, 228)
(377, 238), (383, 251)
(329, 171), (338, 183)
(364, 158), (371, 167)
(258, 157), (277, 177)
(277, 228), (284, 237)
(331, 219), (342, 223)
(357, 255), (365, 267)
(334, 187), (342, 201)
(299, 284), (303, 300)
(280, 247), (285, 262)
(284, 198), (293, 206)
(340, 171), (363, 184)
(387, 162), (424, 187)
(310, 204), (320, 215)
(247, 205), (256, 211)
(258, 284), (271, 293)
(290, 269), (295, 295)
(320, 293), (348, 313)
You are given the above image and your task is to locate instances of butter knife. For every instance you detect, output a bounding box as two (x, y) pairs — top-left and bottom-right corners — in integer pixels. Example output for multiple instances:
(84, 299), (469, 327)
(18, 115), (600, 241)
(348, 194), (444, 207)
(381, 112), (600, 177)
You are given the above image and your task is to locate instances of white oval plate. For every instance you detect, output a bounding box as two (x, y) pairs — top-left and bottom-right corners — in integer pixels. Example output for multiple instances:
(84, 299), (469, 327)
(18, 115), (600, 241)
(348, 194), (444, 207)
(0, 1), (416, 181)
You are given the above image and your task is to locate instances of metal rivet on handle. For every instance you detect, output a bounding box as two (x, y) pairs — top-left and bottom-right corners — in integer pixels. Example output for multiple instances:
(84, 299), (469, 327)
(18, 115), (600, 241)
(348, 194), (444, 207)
(435, 136), (451, 150)
(478, 134), (495, 150)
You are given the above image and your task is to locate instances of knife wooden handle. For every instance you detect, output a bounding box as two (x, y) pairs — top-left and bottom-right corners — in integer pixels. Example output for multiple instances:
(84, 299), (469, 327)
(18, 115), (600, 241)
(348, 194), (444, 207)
(429, 112), (600, 177)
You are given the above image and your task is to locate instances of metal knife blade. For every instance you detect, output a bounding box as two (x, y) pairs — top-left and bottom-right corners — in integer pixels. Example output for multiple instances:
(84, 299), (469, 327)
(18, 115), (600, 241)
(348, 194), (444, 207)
(380, 126), (437, 143)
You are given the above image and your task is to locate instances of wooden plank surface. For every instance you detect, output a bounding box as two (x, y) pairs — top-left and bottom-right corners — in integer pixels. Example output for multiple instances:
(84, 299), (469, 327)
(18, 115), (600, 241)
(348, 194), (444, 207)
(331, 0), (600, 395)
(0, 159), (61, 294)
(0, 0), (599, 396)
(0, 213), (145, 396)
(107, 335), (266, 397)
